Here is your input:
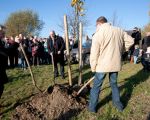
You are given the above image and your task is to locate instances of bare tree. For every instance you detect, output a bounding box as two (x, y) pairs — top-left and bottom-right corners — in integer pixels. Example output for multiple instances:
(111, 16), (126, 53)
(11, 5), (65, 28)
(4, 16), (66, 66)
(59, 0), (89, 43)
(58, 10), (89, 43)
(110, 11), (122, 27)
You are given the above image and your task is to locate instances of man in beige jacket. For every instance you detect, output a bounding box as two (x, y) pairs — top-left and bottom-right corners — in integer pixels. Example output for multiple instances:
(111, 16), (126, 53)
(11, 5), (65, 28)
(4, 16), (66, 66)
(88, 16), (134, 112)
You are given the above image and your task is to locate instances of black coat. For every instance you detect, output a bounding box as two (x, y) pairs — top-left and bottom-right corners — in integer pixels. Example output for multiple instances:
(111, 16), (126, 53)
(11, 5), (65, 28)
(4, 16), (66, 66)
(131, 31), (141, 45)
(142, 36), (150, 52)
(47, 35), (65, 55)
(0, 40), (8, 84)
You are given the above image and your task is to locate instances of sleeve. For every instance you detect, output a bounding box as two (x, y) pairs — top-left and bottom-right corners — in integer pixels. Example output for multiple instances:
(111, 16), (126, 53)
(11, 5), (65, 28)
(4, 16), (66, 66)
(59, 37), (65, 52)
(90, 33), (100, 72)
(123, 31), (134, 51)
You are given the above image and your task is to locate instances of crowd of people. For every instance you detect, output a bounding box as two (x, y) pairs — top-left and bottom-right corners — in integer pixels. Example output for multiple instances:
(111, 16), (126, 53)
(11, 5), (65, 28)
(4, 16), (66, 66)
(0, 27), (66, 99)
(127, 27), (150, 71)
(0, 31), (68, 70)
(4, 34), (51, 69)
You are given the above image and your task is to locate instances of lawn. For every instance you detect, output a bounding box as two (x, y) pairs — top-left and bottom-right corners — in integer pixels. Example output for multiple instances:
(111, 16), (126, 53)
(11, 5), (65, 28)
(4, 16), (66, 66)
(0, 62), (150, 120)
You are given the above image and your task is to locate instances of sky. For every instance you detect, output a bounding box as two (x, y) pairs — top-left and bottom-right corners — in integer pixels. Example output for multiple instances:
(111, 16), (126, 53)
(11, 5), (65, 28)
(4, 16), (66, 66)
(0, 0), (150, 38)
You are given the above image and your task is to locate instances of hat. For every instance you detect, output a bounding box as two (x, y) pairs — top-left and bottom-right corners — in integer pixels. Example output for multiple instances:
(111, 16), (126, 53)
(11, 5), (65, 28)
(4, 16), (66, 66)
(133, 27), (138, 31)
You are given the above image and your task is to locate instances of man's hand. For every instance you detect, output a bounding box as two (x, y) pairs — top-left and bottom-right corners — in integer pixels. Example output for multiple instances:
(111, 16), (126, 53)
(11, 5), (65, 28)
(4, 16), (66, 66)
(92, 72), (96, 76)
(50, 52), (53, 56)
(58, 51), (61, 54)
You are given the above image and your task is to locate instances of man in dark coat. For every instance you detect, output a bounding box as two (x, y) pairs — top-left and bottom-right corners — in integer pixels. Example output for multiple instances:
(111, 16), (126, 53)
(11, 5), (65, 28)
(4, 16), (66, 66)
(129, 27), (141, 59)
(141, 32), (150, 71)
(0, 27), (8, 98)
(131, 27), (141, 45)
(47, 31), (65, 79)
(142, 32), (150, 52)
(7, 37), (19, 68)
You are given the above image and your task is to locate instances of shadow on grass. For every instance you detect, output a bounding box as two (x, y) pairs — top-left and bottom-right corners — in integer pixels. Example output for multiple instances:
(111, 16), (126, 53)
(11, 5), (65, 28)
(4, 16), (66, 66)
(7, 73), (30, 83)
(120, 69), (150, 108)
(56, 108), (82, 120)
(97, 69), (150, 110)
(147, 113), (150, 120)
(0, 93), (35, 116)
(71, 64), (90, 74)
(71, 64), (92, 85)
(72, 71), (93, 85)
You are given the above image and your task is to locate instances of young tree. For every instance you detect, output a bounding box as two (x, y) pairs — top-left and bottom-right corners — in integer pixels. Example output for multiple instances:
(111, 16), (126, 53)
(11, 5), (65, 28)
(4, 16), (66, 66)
(5, 10), (44, 37)
(71, 0), (85, 42)
(111, 11), (122, 27)
(59, 0), (88, 43)
(59, 11), (88, 41)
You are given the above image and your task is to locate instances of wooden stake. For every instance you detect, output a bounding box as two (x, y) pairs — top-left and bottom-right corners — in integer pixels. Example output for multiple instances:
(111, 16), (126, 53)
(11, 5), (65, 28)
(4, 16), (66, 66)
(64, 15), (72, 86)
(78, 22), (83, 85)
(20, 43), (42, 92)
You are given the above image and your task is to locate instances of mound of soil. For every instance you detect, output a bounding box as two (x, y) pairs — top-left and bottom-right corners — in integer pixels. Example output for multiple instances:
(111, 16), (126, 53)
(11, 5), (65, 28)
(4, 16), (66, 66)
(12, 85), (86, 120)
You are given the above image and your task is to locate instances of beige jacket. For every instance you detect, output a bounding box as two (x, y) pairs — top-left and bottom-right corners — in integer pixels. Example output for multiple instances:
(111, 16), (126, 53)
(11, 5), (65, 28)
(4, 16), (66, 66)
(90, 23), (134, 72)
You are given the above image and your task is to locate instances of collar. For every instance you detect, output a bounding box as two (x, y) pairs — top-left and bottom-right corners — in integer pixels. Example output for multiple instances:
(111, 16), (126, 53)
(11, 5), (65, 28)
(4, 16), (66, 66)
(96, 23), (111, 32)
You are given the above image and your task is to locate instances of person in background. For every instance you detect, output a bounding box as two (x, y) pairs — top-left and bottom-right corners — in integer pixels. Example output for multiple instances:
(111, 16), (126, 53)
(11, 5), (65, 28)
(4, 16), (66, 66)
(88, 16), (134, 113)
(0, 25), (8, 99)
(18, 34), (28, 70)
(7, 36), (19, 68)
(142, 32), (150, 53)
(132, 27), (141, 45)
(129, 27), (141, 59)
(141, 32), (150, 71)
(43, 38), (51, 64)
(31, 36), (40, 66)
(133, 45), (140, 64)
(69, 36), (74, 50)
(47, 31), (65, 79)
(141, 47), (150, 71)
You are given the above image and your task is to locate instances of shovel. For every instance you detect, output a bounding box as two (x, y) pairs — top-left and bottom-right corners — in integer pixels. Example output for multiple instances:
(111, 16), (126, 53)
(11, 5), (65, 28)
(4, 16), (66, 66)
(73, 76), (95, 97)
(50, 53), (55, 85)
(76, 76), (95, 96)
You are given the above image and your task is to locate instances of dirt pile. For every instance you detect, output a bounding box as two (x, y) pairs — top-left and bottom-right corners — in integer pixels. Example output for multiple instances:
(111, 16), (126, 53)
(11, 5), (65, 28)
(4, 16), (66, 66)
(12, 85), (86, 120)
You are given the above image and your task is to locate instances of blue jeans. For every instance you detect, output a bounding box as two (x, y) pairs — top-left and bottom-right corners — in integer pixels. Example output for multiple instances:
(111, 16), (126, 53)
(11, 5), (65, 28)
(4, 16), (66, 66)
(88, 72), (121, 112)
(133, 56), (138, 64)
(20, 58), (27, 69)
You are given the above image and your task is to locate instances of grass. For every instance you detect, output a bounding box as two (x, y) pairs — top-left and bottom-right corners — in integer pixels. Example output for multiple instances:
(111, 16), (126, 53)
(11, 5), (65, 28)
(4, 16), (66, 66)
(0, 62), (150, 120)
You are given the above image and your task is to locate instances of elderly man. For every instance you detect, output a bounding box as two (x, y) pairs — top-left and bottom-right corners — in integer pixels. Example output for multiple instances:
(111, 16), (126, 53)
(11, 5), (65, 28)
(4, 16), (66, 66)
(88, 16), (134, 112)
(47, 31), (65, 79)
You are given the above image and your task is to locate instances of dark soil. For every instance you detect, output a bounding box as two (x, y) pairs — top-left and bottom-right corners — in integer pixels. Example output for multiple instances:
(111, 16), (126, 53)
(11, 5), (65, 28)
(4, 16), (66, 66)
(12, 85), (87, 120)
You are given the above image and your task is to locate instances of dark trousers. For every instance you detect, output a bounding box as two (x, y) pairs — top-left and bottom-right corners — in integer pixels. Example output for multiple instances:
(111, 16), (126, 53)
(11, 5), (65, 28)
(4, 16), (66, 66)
(32, 55), (39, 66)
(53, 54), (64, 77)
(14, 51), (19, 67)
(8, 51), (18, 68)
(43, 52), (51, 64)
(0, 84), (4, 98)
(141, 57), (150, 71)
(9, 55), (14, 68)
(20, 57), (27, 69)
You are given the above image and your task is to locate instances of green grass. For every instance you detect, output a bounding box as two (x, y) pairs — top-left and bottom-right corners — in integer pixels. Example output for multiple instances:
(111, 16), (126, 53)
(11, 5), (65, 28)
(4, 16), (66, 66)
(0, 62), (150, 120)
